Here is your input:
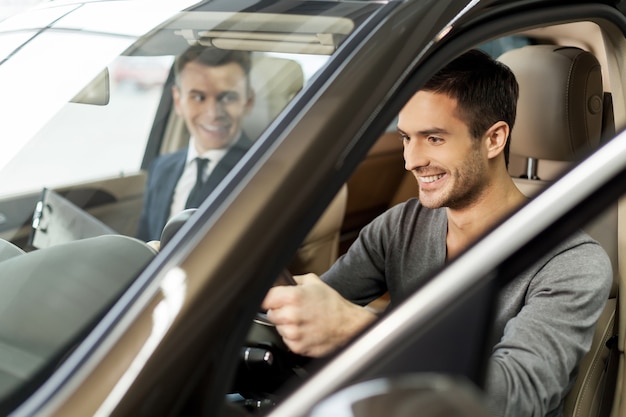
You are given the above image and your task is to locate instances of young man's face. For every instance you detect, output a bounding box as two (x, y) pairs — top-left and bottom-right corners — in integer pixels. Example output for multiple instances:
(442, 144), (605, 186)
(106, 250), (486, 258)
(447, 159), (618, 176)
(173, 61), (254, 153)
(397, 90), (490, 210)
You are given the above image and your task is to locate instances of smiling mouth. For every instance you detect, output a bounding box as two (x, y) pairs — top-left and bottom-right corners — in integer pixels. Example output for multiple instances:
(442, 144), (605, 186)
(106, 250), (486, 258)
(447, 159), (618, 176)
(419, 173), (445, 183)
(200, 124), (228, 134)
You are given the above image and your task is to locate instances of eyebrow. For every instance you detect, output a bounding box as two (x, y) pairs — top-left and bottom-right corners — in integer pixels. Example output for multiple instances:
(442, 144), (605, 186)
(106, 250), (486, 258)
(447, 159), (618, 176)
(397, 127), (450, 137)
(188, 88), (240, 97)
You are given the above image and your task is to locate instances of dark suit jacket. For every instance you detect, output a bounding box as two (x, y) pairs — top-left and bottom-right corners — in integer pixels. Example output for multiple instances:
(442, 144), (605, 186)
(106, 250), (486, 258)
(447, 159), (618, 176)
(136, 135), (253, 241)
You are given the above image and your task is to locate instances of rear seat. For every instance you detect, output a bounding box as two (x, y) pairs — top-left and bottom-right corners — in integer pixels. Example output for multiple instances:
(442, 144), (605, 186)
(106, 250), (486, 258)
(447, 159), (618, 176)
(498, 44), (619, 417)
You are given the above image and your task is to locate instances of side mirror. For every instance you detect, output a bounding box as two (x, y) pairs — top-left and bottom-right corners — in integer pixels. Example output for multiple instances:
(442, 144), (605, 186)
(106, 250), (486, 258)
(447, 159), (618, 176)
(70, 68), (110, 105)
(308, 374), (491, 417)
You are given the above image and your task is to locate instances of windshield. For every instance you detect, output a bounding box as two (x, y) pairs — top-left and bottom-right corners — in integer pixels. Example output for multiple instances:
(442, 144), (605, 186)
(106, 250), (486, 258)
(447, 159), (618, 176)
(0, 0), (383, 410)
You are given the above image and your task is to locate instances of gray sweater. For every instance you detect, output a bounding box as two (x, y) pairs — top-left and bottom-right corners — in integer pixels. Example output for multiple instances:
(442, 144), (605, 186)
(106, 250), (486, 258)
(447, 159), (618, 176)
(322, 198), (612, 417)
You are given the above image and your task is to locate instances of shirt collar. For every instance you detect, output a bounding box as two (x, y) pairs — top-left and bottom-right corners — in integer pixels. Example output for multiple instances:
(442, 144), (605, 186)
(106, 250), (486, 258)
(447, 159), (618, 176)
(185, 133), (241, 164)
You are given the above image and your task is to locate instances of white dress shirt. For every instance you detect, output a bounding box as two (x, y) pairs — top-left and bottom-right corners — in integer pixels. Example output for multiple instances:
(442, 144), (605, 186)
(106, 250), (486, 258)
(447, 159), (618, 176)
(169, 138), (232, 219)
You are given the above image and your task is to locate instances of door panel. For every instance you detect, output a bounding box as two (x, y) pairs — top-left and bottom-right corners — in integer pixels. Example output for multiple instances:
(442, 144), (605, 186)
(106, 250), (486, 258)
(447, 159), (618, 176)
(0, 173), (146, 250)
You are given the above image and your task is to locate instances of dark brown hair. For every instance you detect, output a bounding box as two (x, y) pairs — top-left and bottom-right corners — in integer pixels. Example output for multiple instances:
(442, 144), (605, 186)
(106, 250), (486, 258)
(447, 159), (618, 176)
(423, 49), (519, 165)
(174, 44), (252, 92)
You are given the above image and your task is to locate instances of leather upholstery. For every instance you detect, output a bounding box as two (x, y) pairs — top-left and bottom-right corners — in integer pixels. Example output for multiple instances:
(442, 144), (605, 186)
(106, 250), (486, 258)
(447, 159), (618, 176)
(0, 239), (24, 262)
(243, 55), (305, 140)
(156, 184), (347, 276)
(290, 184), (348, 276)
(499, 45), (604, 162)
(0, 235), (156, 393)
(341, 131), (409, 252)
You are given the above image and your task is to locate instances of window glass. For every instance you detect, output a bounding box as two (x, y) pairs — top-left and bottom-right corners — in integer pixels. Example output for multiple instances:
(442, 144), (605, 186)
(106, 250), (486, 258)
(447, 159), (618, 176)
(0, 55), (173, 195)
(479, 35), (535, 57)
(0, 2), (381, 401)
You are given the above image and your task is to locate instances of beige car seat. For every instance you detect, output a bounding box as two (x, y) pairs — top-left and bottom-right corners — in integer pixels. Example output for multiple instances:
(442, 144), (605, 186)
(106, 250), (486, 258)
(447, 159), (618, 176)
(289, 184), (348, 276)
(0, 235), (156, 395)
(244, 54), (305, 140)
(498, 45), (618, 417)
(342, 131), (407, 251)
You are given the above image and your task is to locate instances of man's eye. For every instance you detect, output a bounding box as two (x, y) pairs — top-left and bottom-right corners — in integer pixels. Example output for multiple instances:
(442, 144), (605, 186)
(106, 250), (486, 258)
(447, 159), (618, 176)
(399, 134), (410, 142)
(219, 92), (239, 103)
(428, 136), (443, 144)
(191, 93), (205, 102)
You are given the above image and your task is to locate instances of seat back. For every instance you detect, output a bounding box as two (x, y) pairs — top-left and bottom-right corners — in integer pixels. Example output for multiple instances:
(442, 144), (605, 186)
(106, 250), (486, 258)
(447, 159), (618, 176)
(289, 184), (348, 276)
(502, 45), (604, 188)
(341, 131), (406, 251)
(0, 238), (24, 262)
(160, 185), (347, 276)
(498, 45), (618, 417)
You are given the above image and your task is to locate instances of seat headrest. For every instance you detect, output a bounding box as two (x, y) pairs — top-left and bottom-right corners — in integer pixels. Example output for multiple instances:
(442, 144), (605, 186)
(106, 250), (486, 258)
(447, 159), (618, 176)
(498, 45), (603, 161)
(243, 55), (304, 140)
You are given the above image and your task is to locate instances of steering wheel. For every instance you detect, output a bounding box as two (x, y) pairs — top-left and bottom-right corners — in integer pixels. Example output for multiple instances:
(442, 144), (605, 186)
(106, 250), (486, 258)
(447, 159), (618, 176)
(249, 268), (297, 352)
(159, 208), (197, 248)
(161, 212), (307, 405)
(232, 268), (309, 409)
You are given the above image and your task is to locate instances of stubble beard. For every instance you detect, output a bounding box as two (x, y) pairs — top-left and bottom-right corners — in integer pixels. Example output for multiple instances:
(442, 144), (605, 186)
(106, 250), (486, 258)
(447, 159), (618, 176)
(419, 145), (489, 211)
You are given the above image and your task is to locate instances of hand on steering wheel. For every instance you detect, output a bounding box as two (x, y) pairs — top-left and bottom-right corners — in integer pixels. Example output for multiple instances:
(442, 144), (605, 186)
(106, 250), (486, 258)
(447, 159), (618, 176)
(274, 268), (297, 286)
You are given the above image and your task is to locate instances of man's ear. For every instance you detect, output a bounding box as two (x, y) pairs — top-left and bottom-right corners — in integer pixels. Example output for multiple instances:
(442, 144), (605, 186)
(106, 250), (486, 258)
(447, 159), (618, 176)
(172, 85), (182, 116)
(484, 121), (509, 160)
(244, 88), (255, 114)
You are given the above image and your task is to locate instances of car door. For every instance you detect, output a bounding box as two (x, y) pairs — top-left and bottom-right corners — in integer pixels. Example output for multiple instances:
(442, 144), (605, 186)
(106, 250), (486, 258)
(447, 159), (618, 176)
(5, 1), (626, 416)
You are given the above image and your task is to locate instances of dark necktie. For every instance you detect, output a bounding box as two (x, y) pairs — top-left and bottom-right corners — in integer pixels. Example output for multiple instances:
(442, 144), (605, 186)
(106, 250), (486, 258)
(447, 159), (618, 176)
(185, 157), (209, 209)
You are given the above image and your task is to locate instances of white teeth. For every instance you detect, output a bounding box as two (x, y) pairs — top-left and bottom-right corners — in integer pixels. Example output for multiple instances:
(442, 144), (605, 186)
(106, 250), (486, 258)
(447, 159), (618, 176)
(201, 124), (227, 132)
(419, 174), (444, 183)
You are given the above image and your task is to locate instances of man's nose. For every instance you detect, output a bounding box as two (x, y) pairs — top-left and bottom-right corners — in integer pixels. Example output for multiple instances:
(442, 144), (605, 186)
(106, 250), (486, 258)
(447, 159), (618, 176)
(203, 98), (225, 117)
(403, 139), (428, 171)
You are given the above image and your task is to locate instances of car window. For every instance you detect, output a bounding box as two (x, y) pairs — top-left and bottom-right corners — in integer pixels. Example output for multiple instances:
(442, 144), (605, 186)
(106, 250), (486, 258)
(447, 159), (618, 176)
(0, 55), (172, 196)
(0, 0), (380, 247)
(478, 35), (534, 57)
(0, 1), (385, 410)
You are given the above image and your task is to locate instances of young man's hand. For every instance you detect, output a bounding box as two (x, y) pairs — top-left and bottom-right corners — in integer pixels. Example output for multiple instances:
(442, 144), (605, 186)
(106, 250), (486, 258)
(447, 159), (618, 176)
(261, 273), (377, 357)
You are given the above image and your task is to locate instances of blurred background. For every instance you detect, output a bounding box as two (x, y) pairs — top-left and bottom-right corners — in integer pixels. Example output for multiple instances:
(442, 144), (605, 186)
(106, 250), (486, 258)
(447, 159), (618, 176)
(0, 0), (49, 21)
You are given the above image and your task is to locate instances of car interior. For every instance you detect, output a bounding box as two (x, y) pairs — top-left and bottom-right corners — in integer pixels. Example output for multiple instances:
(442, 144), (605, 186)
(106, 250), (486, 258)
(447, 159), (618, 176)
(1, 4), (626, 416)
(229, 23), (626, 417)
(221, 23), (626, 416)
(339, 38), (625, 417)
(498, 43), (619, 417)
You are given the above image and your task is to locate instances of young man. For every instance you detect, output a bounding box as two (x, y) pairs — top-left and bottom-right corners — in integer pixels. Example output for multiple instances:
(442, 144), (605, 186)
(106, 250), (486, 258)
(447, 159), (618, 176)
(262, 50), (612, 416)
(137, 45), (255, 241)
